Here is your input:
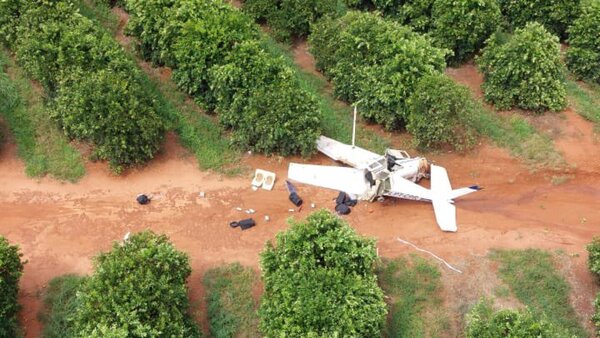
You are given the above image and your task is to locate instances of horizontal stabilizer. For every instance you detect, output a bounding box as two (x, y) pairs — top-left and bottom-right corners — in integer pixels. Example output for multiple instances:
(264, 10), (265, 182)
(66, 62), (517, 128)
(450, 186), (482, 200)
(432, 199), (457, 232)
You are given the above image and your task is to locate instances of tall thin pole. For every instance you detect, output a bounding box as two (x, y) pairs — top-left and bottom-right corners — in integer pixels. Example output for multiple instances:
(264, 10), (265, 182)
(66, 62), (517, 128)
(352, 105), (357, 149)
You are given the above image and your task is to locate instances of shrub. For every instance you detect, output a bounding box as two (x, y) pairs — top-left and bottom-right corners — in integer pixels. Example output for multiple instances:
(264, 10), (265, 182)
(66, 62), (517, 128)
(431, 0), (502, 64)
(310, 11), (448, 129)
(0, 236), (24, 337)
(124, 0), (322, 155)
(40, 275), (86, 338)
(73, 231), (200, 337)
(345, 0), (436, 32)
(566, 1), (600, 83)
(0, 0), (20, 46)
(466, 299), (566, 337)
(407, 74), (477, 150)
(497, 0), (580, 39)
(243, 0), (346, 40)
(210, 41), (321, 156)
(52, 68), (165, 172)
(259, 210), (387, 336)
(588, 237), (600, 277)
(477, 22), (567, 112)
(13, 0), (166, 171)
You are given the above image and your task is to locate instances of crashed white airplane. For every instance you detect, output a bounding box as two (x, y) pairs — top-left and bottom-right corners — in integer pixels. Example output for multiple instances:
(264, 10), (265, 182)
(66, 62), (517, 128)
(288, 136), (481, 232)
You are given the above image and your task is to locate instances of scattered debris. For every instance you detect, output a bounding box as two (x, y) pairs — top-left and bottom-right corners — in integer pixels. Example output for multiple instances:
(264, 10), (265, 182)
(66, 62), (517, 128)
(252, 169), (276, 190)
(334, 191), (358, 215)
(288, 209), (295, 212)
(123, 232), (130, 242)
(235, 207), (243, 211)
(136, 194), (151, 205)
(264, 215), (270, 222)
(396, 237), (462, 273)
(230, 218), (256, 230)
(285, 180), (303, 207)
(246, 209), (256, 214)
(199, 191), (205, 198)
(311, 203), (316, 208)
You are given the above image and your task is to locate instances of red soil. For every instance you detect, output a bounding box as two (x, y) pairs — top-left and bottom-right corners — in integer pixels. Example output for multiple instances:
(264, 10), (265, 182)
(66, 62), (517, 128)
(2, 12), (598, 337)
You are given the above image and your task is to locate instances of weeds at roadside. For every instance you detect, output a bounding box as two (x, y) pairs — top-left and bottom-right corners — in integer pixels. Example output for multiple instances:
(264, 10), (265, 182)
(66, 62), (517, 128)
(377, 255), (450, 338)
(566, 79), (600, 133)
(490, 249), (588, 337)
(0, 50), (85, 182)
(203, 263), (261, 338)
(39, 275), (86, 338)
(469, 103), (565, 170)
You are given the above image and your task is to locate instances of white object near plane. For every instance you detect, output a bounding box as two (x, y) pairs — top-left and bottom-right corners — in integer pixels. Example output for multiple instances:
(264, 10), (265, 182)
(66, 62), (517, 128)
(287, 107), (480, 232)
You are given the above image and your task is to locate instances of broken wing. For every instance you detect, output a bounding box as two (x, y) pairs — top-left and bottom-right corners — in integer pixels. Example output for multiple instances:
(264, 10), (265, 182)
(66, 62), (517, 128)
(288, 163), (370, 196)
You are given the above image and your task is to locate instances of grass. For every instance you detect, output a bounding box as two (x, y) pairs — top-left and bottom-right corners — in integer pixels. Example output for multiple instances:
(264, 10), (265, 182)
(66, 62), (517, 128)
(0, 50), (85, 182)
(80, 1), (242, 175)
(490, 249), (588, 337)
(203, 263), (261, 338)
(469, 103), (564, 170)
(566, 79), (600, 131)
(377, 255), (449, 338)
(39, 274), (86, 338)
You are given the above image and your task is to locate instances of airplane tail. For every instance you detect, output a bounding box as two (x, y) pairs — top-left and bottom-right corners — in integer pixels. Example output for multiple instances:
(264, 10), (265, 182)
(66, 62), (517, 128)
(430, 165), (481, 232)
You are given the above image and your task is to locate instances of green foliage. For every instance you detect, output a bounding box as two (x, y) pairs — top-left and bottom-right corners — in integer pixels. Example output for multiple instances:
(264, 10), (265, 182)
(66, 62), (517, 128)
(477, 23), (567, 112)
(490, 249), (587, 337)
(587, 237), (600, 277)
(124, 0), (322, 156)
(466, 299), (566, 337)
(203, 263), (260, 338)
(11, 0), (165, 172)
(497, 0), (580, 39)
(259, 210), (387, 337)
(0, 236), (24, 338)
(52, 68), (165, 172)
(243, 0), (346, 40)
(40, 275), (86, 338)
(431, 0), (502, 64)
(407, 74), (477, 150)
(73, 231), (200, 337)
(567, 1), (600, 83)
(310, 11), (448, 129)
(377, 255), (448, 338)
(0, 0), (20, 46)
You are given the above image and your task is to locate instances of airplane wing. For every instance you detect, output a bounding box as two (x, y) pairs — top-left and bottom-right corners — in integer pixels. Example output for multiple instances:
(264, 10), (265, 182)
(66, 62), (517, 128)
(317, 136), (382, 169)
(288, 163), (370, 196)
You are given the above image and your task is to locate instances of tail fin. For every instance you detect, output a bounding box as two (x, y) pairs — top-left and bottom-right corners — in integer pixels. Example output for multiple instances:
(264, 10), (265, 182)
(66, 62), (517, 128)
(430, 165), (480, 232)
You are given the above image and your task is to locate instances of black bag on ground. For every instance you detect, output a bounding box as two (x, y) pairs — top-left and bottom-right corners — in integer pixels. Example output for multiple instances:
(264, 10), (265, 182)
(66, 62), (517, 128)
(335, 203), (351, 215)
(289, 192), (303, 207)
(230, 218), (256, 230)
(136, 194), (150, 205)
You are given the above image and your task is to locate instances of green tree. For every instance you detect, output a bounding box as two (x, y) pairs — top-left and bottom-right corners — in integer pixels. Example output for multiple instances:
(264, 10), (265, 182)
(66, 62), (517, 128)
(0, 236), (25, 337)
(566, 1), (600, 83)
(310, 11), (448, 129)
(497, 0), (580, 39)
(477, 23), (567, 112)
(407, 74), (477, 150)
(73, 231), (200, 337)
(259, 210), (387, 337)
(431, 0), (502, 64)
